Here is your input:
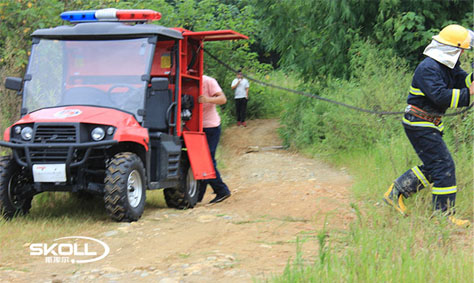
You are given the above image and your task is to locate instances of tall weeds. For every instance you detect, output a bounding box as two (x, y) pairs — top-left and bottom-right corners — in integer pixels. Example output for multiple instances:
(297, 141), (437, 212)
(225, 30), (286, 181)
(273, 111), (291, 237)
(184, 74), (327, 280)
(275, 40), (473, 282)
(280, 40), (473, 215)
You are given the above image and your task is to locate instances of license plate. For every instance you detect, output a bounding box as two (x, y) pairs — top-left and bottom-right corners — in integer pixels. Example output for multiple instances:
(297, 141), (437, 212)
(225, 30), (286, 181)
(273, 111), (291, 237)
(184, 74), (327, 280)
(32, 164), (66, 183)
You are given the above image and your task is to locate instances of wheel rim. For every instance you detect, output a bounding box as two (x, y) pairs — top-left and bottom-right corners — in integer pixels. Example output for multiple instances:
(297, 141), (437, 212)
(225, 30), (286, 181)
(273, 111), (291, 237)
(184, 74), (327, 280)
(7, 175), (25, 209)
(186, 168), (197, 198)
(127, 170), (143, 208)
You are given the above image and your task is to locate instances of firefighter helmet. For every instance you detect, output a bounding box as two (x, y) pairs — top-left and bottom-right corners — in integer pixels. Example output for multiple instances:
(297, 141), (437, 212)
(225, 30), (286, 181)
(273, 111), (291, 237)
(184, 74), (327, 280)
(433, 24), (471, 49)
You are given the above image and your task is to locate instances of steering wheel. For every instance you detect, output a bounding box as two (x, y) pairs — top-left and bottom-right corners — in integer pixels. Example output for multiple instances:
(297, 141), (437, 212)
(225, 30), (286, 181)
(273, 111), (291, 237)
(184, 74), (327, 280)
(107, 84), (140, 107)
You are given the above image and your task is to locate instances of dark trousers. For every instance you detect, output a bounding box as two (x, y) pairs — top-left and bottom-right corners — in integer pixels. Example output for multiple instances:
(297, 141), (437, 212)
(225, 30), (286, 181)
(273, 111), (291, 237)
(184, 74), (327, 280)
(198, 126), (230, 201)
(235, 98), (248, 122)
(403, 123), (456, 211)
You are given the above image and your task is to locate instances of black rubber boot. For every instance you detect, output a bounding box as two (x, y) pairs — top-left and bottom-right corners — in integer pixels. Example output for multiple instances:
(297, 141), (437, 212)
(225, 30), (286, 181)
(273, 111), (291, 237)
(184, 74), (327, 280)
(432, 193), (470, 227)
(432, 193), (456, 213)
(394, 166), (429, 198)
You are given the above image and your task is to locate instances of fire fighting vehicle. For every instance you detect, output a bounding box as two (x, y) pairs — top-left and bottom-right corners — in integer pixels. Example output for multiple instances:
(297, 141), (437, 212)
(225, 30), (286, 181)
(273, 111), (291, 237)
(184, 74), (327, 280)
(1, 8), (247, 221)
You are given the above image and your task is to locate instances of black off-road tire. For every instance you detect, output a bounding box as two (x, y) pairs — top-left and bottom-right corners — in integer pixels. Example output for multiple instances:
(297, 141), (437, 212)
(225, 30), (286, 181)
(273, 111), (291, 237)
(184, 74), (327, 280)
(164, 155), (198, 209)
(104, 152), (146, 222)
(0, 156), (32, 219)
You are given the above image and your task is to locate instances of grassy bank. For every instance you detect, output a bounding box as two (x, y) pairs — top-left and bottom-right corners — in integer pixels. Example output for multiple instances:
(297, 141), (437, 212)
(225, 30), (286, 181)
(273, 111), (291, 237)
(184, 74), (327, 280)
(274, 209), (473, 282)
(273, 41), (473, 282)
(272, 139), (473, 282)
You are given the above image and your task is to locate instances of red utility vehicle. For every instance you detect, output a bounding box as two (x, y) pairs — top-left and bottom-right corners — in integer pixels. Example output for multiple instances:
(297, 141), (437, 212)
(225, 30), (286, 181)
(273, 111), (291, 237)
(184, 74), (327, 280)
(1, 9), (247, 221)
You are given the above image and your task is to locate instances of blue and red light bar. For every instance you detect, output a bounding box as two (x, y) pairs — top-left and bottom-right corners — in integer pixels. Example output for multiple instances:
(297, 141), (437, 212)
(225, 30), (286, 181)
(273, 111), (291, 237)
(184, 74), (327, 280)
(60, 8), (162, 23)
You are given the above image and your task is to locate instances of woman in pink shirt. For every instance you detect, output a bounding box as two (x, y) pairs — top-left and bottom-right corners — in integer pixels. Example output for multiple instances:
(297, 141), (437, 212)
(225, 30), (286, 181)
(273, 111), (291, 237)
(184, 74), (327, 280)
(196, 75), (231, 204)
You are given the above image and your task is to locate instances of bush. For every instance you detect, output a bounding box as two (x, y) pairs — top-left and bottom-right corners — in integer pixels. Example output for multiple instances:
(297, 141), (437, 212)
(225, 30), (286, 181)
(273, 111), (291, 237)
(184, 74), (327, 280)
(217, 70), (298, 129)
(281, 40), (410, 153)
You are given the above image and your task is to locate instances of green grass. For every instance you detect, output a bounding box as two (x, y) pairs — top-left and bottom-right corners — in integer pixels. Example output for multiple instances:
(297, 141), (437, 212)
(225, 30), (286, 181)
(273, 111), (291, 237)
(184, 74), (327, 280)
(270, 41), (473, 282)
(0, 190), (167, 265)
(271, 116), (473, 283)
(272, 202), (473, 282)
(0, 193), (109, 264)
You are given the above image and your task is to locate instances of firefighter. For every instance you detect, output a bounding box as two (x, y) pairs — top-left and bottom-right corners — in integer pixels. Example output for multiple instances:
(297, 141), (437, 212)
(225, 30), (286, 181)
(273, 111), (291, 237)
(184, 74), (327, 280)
(383, 24), (473, 227)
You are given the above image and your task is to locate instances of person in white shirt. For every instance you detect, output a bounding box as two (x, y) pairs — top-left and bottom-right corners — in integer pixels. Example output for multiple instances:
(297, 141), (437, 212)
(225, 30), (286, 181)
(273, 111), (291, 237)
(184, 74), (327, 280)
(231, 70), (250, 127)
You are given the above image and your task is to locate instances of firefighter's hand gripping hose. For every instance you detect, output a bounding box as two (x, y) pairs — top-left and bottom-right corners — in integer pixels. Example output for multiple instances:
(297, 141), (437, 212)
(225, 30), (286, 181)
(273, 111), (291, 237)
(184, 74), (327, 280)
(204, 49), (473, 117)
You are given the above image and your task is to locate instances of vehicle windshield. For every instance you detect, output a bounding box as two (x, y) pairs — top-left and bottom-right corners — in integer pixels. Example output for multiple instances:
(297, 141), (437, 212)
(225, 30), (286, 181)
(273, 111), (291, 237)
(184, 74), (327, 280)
(23, 38), (154, 121)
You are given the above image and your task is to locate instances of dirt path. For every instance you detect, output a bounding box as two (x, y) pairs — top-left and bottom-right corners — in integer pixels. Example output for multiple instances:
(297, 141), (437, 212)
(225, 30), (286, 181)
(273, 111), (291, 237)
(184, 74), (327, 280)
(1, 119), (354, 283)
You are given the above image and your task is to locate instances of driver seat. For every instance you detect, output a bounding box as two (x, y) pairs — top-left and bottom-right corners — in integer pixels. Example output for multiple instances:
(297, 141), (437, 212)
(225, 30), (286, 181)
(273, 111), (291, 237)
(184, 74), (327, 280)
(143, 78), (172, 131)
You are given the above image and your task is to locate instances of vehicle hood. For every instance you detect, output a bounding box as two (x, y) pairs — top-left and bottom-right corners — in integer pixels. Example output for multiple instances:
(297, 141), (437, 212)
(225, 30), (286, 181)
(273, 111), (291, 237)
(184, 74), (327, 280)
(15, 106), (140, 127)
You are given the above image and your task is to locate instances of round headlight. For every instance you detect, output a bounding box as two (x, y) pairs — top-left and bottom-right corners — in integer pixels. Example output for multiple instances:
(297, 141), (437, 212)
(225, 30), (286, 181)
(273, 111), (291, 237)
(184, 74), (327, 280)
(107, 127), (115, 136)
(14, 126), (21, 134)
(91, 127), (105, 141)
(21, 127), (33, 141)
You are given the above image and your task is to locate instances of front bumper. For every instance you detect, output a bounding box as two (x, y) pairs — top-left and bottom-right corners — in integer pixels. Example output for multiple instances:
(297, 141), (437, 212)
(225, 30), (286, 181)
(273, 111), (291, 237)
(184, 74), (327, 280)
(0, 139), (118, 168)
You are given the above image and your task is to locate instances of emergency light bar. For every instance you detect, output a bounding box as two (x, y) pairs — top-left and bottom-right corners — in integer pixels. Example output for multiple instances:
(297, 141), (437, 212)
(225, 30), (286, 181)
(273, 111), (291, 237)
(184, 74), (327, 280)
(60, 8), (162, 23)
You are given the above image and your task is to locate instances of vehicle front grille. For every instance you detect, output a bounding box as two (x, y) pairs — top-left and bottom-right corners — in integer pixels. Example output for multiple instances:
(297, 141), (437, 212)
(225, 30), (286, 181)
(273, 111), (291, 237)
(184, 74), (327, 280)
(34, 125), (77, 143)
(29, 148), (70, 163)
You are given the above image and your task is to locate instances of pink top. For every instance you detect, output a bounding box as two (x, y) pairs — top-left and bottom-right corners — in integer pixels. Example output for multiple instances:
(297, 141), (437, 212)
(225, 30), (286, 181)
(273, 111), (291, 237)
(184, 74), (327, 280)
(202, 75), (222, 128)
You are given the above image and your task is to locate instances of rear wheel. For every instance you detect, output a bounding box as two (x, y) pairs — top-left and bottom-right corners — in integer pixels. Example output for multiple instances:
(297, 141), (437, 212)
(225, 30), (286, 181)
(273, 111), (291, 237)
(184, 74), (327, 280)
(164, 156), (198, 209)
(104, 152), (146, 222)
(0, 156), (32, 219)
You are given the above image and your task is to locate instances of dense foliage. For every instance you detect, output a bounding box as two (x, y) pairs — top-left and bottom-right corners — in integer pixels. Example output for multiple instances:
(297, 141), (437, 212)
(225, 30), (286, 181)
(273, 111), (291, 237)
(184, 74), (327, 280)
(254, 0), (473, 81)
(0, 1), (472, 281)
(0, 0), (269, 127)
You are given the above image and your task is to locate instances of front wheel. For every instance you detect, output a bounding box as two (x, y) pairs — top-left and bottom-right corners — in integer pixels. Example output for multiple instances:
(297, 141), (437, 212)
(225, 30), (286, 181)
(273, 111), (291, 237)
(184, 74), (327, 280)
(104, 152), (146, 222)
(164, 156), (198, 209)
(0, 156), (32, 219)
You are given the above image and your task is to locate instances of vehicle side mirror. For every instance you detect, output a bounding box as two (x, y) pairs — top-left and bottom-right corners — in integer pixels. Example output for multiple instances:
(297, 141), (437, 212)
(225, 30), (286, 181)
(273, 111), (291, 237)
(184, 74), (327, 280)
(151, 77), (169, 91)
(5, 77), (23, 93)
